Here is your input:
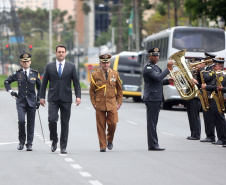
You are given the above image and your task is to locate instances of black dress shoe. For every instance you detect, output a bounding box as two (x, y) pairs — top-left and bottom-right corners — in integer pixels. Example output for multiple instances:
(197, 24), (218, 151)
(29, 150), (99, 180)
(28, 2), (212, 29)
(200, 138), (215, 142)
(100, 148), (106, 152)
(222, 145), (226, 147)
(17, 143), (24, 150)
(186, 136), (200, 140)
(26, 145), (33, 151)
(148, 147), (165, 151)
(212, 140), (223, 145)
(61, 148), (67, 154)
(107, 142), (113, 150)
(51, 141), (57, 152)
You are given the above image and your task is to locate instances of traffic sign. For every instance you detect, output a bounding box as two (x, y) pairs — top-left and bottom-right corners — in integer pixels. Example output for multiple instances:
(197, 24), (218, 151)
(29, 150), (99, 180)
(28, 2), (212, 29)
(87, 64), (93, 71)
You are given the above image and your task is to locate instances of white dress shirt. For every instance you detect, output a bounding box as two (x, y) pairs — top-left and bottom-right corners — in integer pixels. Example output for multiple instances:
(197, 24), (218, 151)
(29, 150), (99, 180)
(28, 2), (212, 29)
(23, 68), (30, 78)
(56, 59), (65, 74)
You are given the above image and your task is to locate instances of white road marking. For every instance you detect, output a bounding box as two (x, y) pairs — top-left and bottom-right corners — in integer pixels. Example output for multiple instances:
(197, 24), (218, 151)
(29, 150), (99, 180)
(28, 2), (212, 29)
(0, 142), (18, 145)
(89, 180), (103, 185)
(45, 141), (51, 144)
(71, 164), (82, 169)
(160, 132), (174, 136)
(79, 172), (92, 177)
(86, 107), (92, 110)
(59, 153), (67, 156)
(126, 120), (138, 125)
(64, 158), (74, 162)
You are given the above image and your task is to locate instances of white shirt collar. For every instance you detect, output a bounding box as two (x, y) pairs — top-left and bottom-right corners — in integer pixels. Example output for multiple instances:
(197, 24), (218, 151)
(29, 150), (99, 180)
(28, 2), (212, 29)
(23, 68), (30, 74)
(56, 59), (65, 66)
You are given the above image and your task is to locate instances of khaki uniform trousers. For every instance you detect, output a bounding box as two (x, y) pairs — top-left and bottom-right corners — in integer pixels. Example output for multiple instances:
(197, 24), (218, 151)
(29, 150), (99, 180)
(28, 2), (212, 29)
(96, 109), (118, 149)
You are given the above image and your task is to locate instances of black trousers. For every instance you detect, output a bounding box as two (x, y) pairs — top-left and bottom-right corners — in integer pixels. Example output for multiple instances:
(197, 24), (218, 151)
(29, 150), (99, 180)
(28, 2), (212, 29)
(187, 98), (201, 138)
(202, 107), (215, 140)
(145, 101), (161, 148)
(209, 99), (226, 142)
(48, 101), (72, 149)
(17, 102), (36, 145)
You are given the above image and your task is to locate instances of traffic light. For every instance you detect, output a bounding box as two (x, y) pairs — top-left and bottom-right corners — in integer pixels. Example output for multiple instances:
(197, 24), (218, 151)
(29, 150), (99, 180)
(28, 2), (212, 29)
(29, 45), (32, 51)
(6, 44), (9, 49)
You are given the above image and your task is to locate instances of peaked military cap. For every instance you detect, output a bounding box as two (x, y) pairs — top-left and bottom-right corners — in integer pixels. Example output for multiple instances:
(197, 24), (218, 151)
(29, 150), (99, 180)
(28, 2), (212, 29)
(212, 58), (225, 65)
(20, 53), (31, 62)
(204, 52), (216, 59)
(148, 48), (160, 56)
(99, 54), (111, 63)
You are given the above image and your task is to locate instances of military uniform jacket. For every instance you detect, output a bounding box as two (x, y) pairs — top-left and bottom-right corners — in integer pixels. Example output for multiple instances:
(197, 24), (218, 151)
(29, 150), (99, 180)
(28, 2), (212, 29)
(142, 61), (170, 102)
(89, 68), (123, 111)
(4, 68), (41, 107)
(40, 61), (81, 103)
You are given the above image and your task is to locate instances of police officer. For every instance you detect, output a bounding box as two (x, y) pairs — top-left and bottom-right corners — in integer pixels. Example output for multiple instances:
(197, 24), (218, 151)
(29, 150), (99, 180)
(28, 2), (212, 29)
(143, 48), (174, 151)
(202, 58), (226, 145)
(4, 53), (41, 151)
(89, 54), (123, 152)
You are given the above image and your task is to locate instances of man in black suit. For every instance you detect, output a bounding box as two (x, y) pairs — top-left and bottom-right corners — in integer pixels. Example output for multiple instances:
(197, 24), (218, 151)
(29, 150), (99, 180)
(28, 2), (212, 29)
(143, 48), (174, 151)
(4, 53), (41, 151)
(40, 45), (81, 154)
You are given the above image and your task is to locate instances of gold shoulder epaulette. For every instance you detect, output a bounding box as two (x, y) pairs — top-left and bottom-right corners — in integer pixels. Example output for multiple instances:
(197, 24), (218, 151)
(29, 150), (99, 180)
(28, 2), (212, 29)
(16, 68), (23, 72)
(31, 69), (38, 73)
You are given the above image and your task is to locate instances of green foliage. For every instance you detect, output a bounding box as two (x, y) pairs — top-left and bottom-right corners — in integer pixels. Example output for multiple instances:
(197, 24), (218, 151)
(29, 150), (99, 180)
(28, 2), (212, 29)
(30, 49), (48, 74)
(0, 75), (17, 89)
(157, 3), (166, 16)
(82, 3), (91, 15)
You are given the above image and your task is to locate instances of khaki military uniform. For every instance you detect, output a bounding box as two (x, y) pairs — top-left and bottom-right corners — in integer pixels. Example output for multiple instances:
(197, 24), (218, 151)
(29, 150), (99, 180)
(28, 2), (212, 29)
(90, 68), (123, 149)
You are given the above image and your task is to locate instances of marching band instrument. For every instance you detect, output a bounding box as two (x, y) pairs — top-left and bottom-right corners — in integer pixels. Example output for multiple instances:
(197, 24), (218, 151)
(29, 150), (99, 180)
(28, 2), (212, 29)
(169, 49), (198, 100)
(197, 71), (210, 111)
(211, 71), (225, 114)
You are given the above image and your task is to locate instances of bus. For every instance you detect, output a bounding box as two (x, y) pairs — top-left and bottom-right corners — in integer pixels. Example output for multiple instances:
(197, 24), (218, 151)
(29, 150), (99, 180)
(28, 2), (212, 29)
(110, 51), (142, 102)
(139, 26), (226, 109)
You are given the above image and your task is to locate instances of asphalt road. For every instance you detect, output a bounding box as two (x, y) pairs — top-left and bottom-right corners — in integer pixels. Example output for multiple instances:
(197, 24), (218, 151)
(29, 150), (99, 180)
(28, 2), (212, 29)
(0, 91), (226, 185)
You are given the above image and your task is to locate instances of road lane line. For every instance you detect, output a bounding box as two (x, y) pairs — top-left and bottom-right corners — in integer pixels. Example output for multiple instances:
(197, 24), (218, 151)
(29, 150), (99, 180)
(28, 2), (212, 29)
(71, 164), (82, 169)
(64, 158), (74, 162)
(0, 142), (18, 145)
(79, 172), (92, 177)
(89, 180), (103, 185)
(126, 120), (138, 125)
(160, 132), (174, 136)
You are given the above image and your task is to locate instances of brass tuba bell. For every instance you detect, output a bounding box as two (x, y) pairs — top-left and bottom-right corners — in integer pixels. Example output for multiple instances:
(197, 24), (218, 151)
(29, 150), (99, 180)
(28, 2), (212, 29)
(169, 49), (198, 100)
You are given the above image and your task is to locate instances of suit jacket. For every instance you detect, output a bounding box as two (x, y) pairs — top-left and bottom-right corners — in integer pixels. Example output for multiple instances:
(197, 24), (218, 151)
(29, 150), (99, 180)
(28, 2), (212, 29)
(40, 61), (81, 102)
(4, 68), (41, 107)
(89, 68), (123, 111)
(142, 61), (170, 102)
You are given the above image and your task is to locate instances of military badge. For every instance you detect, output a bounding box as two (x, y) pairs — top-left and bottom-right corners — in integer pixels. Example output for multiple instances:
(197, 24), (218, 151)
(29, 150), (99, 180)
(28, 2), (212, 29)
(23, 54), (28, 58)
(209, 73), (212, 76)
(154, 48), (159, 52)
(30, 78), (36, 80)
(147, 66), (152, 69)
(103, 54), (108, 59)
(219, 76), (223, 81)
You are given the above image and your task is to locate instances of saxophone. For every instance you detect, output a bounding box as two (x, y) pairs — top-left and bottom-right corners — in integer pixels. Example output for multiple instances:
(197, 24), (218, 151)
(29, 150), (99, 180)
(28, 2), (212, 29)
(211, 71), (225, 113)
(196, 71), (210, 111)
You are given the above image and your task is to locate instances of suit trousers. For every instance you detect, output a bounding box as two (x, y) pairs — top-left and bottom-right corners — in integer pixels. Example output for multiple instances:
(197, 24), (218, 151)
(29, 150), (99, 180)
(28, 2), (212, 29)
(48, 101), (71, 149)
(186, 98), (201, 138)
(202, 108), (215, 140)
(209, 99), (226, 142)
(17, 102), (36, 145)
(96, 109), (118, 149)
(145, 101), (161, 148)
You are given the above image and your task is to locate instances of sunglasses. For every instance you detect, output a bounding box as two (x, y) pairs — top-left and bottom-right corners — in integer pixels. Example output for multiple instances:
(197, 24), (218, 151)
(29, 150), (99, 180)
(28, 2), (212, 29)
(21, 61), (30, 63)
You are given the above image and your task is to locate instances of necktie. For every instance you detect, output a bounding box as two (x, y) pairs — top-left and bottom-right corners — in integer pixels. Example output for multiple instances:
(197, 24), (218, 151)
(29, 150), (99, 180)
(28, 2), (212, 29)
(58, 63), (62, 77)
(105, 71), (108, 80)
(25, 71), (28, 80)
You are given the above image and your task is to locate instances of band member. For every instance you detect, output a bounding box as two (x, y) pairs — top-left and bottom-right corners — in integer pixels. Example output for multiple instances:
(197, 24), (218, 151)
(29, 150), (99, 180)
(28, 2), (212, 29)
(40, 45), (81, 154)
(143, 48), (174, 151)
(89, 54), (123, 152)
(186, 58), (203, 140)
(204, 51), (216, 71)
(201, 58), (226, 145)
(4, 53), (41, 151)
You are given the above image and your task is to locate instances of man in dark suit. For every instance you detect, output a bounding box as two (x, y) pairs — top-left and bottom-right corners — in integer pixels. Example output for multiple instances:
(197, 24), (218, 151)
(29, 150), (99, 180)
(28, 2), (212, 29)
(4, 53), (41, 151)
(143, 48), (174, 151)
(40, 45), (81, 154)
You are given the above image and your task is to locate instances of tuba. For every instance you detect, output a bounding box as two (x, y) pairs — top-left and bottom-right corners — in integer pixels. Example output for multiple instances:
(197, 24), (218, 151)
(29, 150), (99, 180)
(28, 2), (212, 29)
(169, 49), (198, 100)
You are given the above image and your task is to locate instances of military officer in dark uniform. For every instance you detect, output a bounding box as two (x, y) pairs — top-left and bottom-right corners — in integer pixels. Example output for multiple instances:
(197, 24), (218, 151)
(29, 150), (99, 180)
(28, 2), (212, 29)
(202, 58), (226, 145)
(204, 51), (216, 71)
(4, 53), (41, 151)
(143, 48), (174, 151)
